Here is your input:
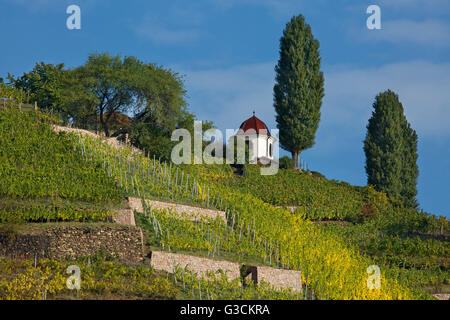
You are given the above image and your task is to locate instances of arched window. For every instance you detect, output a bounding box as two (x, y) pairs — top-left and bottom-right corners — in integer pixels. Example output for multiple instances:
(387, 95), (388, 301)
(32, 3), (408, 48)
(269, 143), (273, 157)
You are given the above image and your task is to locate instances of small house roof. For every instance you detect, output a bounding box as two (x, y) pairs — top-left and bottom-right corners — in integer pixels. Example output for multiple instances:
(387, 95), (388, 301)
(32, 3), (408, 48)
(237, 114), (271, 136)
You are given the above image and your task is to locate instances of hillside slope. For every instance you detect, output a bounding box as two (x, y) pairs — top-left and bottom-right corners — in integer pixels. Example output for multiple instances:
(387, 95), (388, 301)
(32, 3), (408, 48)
(1, 106), (447, 299)
(0, 108), (124, 222)
(62, 119), (422, 299)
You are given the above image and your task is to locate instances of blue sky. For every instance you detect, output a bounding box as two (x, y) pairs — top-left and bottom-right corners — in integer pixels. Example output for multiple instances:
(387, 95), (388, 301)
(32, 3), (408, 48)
(1, 0), (449, 218)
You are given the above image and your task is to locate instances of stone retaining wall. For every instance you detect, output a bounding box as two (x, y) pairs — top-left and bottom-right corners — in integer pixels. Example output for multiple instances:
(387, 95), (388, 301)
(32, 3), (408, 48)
(257, 266), (302, 292)
(149, 251), (302, 292)
(0, 225), (144, 263)
(275, 205), (297, 213)
(150, 251), (241, 281)
(433, 294), (450, 300)
(113, 209), (136, 226)
(128, 197), (226, 223)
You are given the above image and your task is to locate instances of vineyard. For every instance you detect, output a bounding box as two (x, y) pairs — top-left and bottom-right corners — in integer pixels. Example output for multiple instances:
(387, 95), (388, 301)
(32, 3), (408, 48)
(0, 253), (303, 300)
(321, 210), (449, 295)
(64, 121), (424, 300)
(0, 107), (123, 222)
(0, 102), (448, 300)
(223, 164), (399, 222)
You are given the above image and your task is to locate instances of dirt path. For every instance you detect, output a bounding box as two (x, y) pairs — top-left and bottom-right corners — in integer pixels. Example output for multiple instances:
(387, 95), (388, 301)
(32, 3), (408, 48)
(52, 125), (142, 155)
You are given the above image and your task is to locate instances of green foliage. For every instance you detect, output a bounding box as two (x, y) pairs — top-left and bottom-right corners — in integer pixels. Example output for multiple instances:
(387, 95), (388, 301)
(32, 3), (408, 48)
(129, 121), (176, 162)
(0, 108), (122, 222)
(321, 210), (449, 297)
(7, 62), (66, 113)
(226, 135), (252, 165)
(279, 156), (294, 170)
(72, 127), (440, 298)
(364, 90), (419, 209)
(0, 83), (36, 111)
(133, 63), (188, 135)
(310, 171), (325, 179)
(0, 200), (112, 223)
(62, 53), (141, 136)
(1, 104), (438, 300)
(7, 53), (191, 141)
(226, 165), (383, 222)
(83, 137), (413, 299)
(129, 114), (213, 163)
(64, 53), (192, 139)
(273, 14), (324, 167)
(137, 206), (288, 269)
(0, 256), (177, 300)
(171, 265), (302, 300)
(0, 254), (301, 300)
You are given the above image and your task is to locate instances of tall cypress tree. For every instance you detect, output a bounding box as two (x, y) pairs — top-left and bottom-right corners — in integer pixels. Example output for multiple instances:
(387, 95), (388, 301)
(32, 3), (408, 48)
(400, 120), (419, 209)
(364, 90), (419, 209)
(273, 14), (324, 168)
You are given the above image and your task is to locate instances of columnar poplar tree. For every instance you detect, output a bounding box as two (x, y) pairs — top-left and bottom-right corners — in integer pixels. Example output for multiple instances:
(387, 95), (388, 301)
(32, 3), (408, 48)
(273, 14), (324, 168)
(364, 90), (419, 209)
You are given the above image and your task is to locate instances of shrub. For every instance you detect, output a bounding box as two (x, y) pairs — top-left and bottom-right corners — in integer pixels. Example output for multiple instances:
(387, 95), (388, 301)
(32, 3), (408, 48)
(279, 156), (294, 170)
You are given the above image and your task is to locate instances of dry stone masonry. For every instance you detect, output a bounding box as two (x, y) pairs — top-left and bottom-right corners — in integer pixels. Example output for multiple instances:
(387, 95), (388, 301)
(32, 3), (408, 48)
(128, 197), (227, 223)
(49, 126), (303, 293)
(150, 251), (303, 292)
(433, 294), (450, 300)
(257, 266), (302, 292)
(275, 205), (298, 213)
(113, 209), (136, 226)
(150, 251), (241, 281)
(0, 225), (144, 263)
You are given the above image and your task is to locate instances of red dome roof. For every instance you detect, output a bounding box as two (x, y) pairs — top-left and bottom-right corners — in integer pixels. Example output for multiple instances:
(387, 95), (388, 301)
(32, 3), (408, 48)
(237, 115), (271, 136)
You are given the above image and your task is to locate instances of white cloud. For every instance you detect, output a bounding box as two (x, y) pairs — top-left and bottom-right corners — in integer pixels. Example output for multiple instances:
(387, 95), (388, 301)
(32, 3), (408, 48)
(132, 3), (207, 45)
(378, 0), (449, 8)
(181, 62), (276, 132)
(134, 21), (200, 44)
(210, 0), (305, 15)
(5, 0), (97, 11)
(323, 61), (450, 138)
(368, 19), (450, 47)
(183, 60), (450, 150)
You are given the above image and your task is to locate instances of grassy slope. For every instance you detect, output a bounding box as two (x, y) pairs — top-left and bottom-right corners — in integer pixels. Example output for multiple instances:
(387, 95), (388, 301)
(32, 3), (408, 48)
(2, 106), (447, 299)
(0, 108), (124, 222)
(221, 165), (449, 296)
(0, 108), (301, 300)
(74, 126), (428, 299)
(0, 254), (302, 300)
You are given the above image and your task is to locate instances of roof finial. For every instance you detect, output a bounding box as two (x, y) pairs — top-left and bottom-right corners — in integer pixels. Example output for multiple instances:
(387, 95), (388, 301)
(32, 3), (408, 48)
(253, 110), (255, 116)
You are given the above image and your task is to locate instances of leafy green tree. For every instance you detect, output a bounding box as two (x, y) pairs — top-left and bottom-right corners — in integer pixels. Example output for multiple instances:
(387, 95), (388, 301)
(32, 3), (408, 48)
(273, 14), (324, 168)
(225, 136), (251, 165)
(127, 63), (207, 161)
(130, 115), (214, 162)
(63, 53), (192, 140)
(400, 114), (419, 209)
(132, 64), (188, 135)
(8, 62), (66, 112)
(65, 53), (141, 137)
(8, 52), (210, 162)
(279, 156), (294, 170)
(364, 90), (419, 209)
(57, 68), (99, 129)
